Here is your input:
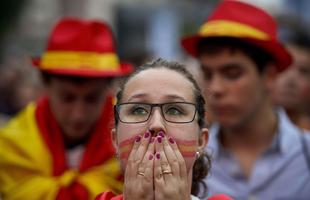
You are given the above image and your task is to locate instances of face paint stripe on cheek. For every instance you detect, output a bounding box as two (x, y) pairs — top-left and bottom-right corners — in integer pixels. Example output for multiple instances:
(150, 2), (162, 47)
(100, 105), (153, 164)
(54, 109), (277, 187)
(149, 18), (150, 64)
(119, 136), (199, 159)
(119, 136), (137, 146)
(174, 138), (198, 158)
(178, 145), (197, 158)
(118, 135), (137, 159)
(174, 138), (196, 145)
(181, 152), (196, 157)
(178, 145), (197, 151)
(120, 152), (131, 159)
(119, 145), (133, 154)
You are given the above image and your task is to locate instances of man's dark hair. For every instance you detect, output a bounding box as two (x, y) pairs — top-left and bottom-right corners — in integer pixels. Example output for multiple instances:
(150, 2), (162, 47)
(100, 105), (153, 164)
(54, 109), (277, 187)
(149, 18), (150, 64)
(197, 37), (274, 74)
(40, 72), (112, 85)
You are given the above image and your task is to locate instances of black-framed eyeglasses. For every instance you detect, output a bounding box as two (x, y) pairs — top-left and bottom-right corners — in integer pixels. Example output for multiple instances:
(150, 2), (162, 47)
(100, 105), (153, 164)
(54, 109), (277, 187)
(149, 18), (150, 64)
(114, 102), (197, 124)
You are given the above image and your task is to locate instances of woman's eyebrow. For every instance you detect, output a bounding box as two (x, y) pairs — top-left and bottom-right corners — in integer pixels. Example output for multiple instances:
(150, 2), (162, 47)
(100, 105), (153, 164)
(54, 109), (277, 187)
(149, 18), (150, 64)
(164, 95), (187, 102)
(127, 93), (148, 102)
(126, 94), (187, 102)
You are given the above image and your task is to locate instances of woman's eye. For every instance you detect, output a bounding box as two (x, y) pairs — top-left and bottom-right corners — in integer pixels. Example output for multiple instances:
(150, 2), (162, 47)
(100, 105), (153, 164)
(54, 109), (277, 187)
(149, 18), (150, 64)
(130, 106), (149, 115)
(165, 107), (183, 115)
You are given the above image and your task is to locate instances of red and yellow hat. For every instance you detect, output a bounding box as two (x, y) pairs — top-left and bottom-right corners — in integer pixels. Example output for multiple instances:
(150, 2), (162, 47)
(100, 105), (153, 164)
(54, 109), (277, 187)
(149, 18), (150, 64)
(181, 0), (292, 72)
(32, 17), (133, 77)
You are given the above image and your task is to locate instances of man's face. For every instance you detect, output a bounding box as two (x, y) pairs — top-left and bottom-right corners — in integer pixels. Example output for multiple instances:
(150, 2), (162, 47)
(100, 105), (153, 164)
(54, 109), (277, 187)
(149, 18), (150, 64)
(47, 77), (109, 141)
(273, 44), (310, 113)
(199, 48), (269, 128)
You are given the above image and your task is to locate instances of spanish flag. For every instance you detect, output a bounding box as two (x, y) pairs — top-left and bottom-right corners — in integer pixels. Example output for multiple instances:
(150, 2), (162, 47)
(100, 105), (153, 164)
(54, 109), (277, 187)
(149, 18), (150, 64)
(0, 96), (123, 200)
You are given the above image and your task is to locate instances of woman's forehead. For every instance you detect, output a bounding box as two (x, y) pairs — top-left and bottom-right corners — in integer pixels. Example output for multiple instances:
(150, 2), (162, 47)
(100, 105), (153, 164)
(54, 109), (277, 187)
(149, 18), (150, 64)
(122, 68), (195, 102)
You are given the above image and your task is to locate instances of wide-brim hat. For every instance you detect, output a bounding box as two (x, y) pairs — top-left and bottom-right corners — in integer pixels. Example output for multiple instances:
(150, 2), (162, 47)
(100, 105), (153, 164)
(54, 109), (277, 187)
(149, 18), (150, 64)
(32, 17), (133, 77)
(181, 0), (292, 72)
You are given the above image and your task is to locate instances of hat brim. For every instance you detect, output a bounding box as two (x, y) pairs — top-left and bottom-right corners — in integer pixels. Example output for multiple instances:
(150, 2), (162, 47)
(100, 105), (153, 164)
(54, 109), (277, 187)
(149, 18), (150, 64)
(32, 58), (134, 77)
(181, 35), (292, 72)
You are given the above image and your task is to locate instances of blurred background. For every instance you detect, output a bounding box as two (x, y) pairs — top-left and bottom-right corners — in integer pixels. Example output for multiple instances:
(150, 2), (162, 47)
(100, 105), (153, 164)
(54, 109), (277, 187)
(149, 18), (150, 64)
(0, 0), (309, 124)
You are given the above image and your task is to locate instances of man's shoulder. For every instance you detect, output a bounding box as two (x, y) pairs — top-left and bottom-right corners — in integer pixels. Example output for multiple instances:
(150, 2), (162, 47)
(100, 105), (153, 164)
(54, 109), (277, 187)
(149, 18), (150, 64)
(276, 108), (305, 141)
(302, 131), (310, 141)
(0, 103), (37, 135)
(300, 131), (310, 153)
(206, 124), (218, 139)
(0, 103), (52, 170)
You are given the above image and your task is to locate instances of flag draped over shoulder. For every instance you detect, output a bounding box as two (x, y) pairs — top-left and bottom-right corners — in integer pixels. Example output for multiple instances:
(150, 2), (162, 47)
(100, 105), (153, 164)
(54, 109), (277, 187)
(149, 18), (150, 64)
(0, 96), (123, 200)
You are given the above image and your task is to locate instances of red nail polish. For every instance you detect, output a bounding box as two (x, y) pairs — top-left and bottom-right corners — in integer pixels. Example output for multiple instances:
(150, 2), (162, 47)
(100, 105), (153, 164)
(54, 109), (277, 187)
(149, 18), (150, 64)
(156, 153), (160, 159)
(149, 154), (154, 160)
(151, 137), (155, 143)
(144, 131), (150, 138)
(168, 137), (175, 144)
(135, 135), (141, 142)
(158, 131), (165, 137)
(157, 137), (162, 143)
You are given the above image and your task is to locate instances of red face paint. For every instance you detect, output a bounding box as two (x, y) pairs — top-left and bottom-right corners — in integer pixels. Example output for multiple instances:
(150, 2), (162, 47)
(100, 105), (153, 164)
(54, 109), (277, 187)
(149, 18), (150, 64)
(174, 138), (197, 158)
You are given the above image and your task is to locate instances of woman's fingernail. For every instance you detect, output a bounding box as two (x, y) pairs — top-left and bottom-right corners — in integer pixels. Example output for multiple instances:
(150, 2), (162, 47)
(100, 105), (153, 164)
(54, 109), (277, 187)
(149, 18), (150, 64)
(156, 153), (160, 159)
(144, 131), (150, 138)
(168, 137), (175, 144)
(157, 136), (162, 143)
(148, 154), (154, 160)
(135, 135), (141, 142)
(158, 131), (165, 138)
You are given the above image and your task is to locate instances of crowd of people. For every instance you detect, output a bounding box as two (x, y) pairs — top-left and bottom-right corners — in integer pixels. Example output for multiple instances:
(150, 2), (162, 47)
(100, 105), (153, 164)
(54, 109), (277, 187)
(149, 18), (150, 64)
(0, 0), (310, 200)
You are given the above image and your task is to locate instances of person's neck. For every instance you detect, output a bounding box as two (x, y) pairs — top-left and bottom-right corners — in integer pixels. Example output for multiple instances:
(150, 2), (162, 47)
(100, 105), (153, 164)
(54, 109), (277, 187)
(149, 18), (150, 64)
(219, 103), (278, 178)
(63, 132), (92, 149)
(220, 103), (277, 152)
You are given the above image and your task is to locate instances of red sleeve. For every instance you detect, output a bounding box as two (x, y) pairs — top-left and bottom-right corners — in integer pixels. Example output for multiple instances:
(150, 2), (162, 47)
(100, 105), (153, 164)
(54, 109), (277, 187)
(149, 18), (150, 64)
(208, 194), (234, 200)
(95, 192), (123, 200)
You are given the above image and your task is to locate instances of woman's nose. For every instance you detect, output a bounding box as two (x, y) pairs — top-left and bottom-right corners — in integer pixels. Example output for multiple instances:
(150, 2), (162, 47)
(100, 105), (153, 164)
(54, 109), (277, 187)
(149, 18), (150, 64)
(147, 108), (166, 136)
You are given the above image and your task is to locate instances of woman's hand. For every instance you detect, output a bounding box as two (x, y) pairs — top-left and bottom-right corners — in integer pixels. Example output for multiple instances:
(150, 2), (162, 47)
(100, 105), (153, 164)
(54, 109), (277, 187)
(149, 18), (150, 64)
(123, 131), (155, 200)
(154, 135), (191, 200)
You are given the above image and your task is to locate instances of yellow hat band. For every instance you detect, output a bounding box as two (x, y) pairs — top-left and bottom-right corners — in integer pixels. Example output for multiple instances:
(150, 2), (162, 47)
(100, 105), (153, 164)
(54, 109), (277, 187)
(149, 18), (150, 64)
(40, 51), (120, 71)
(199, 20), (270, 40)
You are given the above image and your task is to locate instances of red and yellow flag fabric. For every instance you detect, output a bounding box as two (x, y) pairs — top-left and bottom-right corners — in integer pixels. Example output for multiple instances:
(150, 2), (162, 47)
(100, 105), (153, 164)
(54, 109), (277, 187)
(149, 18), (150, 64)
(95, 192), (123, 200)
(0, 96), (123, 200)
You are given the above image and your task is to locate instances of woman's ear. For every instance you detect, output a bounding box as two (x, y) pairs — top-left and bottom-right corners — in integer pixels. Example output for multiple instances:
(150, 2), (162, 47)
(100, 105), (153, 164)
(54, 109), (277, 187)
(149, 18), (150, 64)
(198, 128), (209, 151)
(111, 128), (118, 149)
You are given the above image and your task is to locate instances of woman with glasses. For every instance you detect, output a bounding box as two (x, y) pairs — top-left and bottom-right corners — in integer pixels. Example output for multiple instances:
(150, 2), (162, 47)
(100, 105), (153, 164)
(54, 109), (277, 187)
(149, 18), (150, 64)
(96, 58), (232, 200)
